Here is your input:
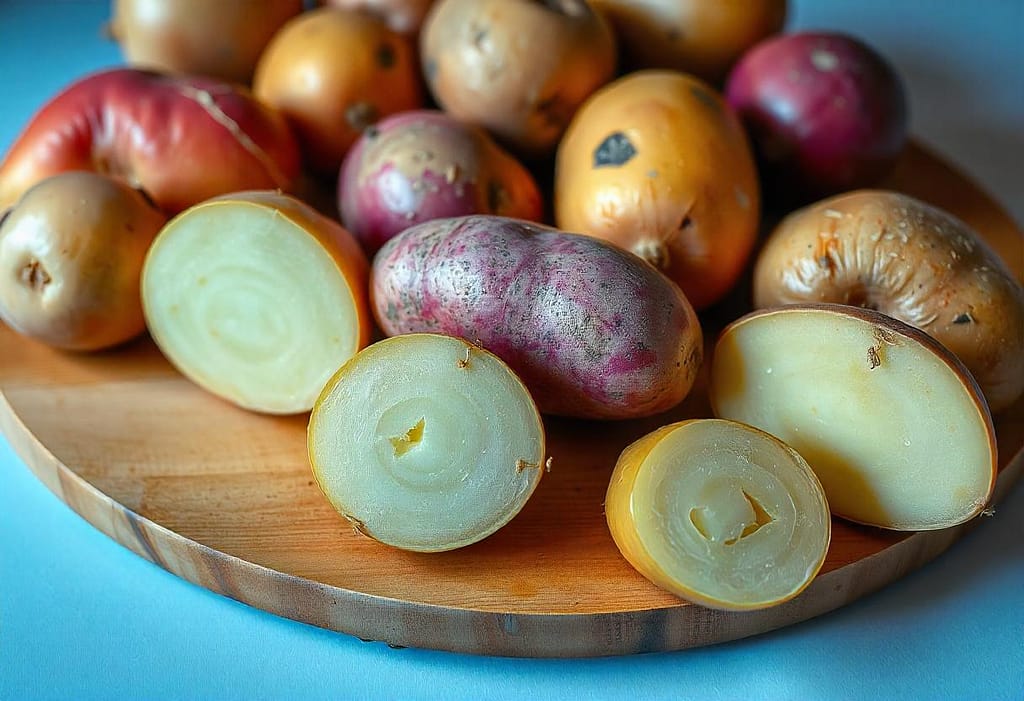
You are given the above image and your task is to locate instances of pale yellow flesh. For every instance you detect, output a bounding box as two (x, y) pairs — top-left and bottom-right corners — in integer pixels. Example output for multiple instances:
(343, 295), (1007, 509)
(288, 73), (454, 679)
(142, 202), (360, 414)
(622, 419), (830, 609)
(710, 309), (995, 530)
(308, 334), (545, 553)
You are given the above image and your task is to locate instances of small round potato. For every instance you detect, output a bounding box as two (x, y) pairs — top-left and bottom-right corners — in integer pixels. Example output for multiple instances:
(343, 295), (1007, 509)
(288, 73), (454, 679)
(753, 190), (1024, 412)
(0, 172), (166, 350)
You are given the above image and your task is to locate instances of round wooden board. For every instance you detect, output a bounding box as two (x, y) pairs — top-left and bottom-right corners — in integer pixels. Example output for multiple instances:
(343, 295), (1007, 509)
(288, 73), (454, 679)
(1, 142), (1022, 658)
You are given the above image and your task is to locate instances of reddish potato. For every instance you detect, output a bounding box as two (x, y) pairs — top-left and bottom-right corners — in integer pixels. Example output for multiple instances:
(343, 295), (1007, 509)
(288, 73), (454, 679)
(253, 7), (424, 175)
(0, 172), (166, 350)
(0, 69), (301, 214)
(725, 32), (908, 200)
(323, 0), (436, 35)
(420, 0), (617, 157)
(372, 215), (703, 419)
(591, 0), (787, 83)
(339, 110), (543, 254)
(109, 0), (304, 83)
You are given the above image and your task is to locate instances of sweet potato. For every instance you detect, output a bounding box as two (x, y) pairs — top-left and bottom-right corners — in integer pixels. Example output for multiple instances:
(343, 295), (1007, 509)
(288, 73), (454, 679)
(371, 215), (703, 419)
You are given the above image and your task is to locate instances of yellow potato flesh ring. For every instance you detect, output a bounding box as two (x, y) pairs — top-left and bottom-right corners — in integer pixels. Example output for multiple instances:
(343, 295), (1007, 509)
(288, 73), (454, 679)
(606, 419), (830, 610)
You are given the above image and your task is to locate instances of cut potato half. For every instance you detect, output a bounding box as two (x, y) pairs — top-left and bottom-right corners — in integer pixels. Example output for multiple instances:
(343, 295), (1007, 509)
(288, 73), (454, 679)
(710, 304), (997, 531)
(142, 191), (371, 414)
(606, 418), (830, 611)
(308, 333), (546, 552)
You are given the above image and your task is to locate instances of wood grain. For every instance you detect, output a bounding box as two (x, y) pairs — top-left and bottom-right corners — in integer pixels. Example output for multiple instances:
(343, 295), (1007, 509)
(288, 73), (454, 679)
(1, 142), (1021, 657)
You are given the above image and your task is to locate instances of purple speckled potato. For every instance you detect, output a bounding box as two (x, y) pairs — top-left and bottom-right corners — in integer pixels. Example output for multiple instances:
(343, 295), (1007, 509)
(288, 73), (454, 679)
(338, 110), (543, 254)
(371, 215), (704, 419)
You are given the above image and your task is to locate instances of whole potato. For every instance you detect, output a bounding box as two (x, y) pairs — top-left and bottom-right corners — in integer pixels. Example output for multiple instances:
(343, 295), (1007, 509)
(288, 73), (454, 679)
(726, 32), (908, 200)
(591, 0), (787, 83)
(339, 110), (543, 254)
(254, 7), (424, 175)
(753, 190), (1024, 412)
(0, 69), (301, 214)
(420, 0), (617, 158)
(109, 0), (304, 84)
(555, 70), (760, 310)
(371, 215), (703, 419)
(0, 172), (166, 351)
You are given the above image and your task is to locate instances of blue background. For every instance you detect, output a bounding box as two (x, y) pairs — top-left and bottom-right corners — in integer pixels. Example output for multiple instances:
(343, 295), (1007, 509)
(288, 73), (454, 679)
(1, 1), (1022, 699)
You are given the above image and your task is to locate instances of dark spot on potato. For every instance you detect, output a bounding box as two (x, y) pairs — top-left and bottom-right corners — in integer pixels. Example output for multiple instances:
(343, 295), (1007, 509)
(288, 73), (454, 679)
(593, 132), (636, 168)
(376, 43), (396, 69)
(666, 26), (682, 42)
(867, 345), (881, 370)
(679, 215), (693, 230)
(346, 102), (379, 132)
(471, 25), (489, 49)
(689, 85), (721, 112)
(953, 312), (974, 324)
(20, 260), (52, 291)
(364, 125), (380, 140)
(0, 208), (9, 230)
(535, 93), (572, 132)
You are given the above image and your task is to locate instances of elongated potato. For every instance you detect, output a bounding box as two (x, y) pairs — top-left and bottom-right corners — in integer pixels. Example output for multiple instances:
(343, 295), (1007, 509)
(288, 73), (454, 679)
(753, 190), (1024, 412)
(371, 215), (703, 419)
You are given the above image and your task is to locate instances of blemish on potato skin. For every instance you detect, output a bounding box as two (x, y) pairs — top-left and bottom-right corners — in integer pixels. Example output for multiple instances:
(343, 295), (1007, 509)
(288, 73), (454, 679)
(593, 132), (636, 168)
(19, 260), (51, 291)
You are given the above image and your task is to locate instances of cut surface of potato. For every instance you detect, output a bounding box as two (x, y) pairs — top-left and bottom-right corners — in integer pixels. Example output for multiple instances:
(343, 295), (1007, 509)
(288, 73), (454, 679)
(606, 419), (830, 611)
(142, 193), (370, 414)
(308, 333), (545, 552)
(710, 304), (997, 531)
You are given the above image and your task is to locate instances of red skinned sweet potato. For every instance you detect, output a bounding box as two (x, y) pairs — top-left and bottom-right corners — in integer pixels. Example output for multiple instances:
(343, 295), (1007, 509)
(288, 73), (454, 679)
(371, 215), (703, 419)
(0, 69), (301, 213)
(339, 110), (543, 254)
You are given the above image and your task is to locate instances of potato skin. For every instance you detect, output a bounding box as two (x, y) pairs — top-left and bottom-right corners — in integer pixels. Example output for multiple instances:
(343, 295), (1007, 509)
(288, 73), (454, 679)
(753, 190), (1024, 412)
(0, 69), (301, 214)
(0, 172), (166, 350)
(110, 0), (304, 83)
(372, 215), (703, 419)
(339, 110), (542, 254)
(420, 0), (617, 157)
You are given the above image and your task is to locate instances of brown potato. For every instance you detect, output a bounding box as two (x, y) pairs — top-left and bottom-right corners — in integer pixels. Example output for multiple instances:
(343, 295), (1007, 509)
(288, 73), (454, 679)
(420, 0), (617, 158)
(109, 0), (305, 84)
(753, 190), (1024, 412)
(592, 0), (787, 83)
(0, 172), (166, 351)
(253, 7), (424, 175)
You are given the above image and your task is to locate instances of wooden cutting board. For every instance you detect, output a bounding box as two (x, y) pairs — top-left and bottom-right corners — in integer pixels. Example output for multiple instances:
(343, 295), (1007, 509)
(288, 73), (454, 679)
(1, 142), (1021, 657)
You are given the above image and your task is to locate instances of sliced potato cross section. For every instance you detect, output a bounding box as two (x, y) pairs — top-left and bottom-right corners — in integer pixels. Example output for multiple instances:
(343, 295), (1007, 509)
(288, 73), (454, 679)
(710, 304), (997, 531)
(308, 333), (546, 553)
(606, 418), (830, 611)
(142, 191), (371, 414)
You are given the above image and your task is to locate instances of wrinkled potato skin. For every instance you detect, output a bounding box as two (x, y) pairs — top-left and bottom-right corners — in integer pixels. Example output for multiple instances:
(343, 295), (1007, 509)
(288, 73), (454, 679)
(254, 8), (424, 174)
(372, 215), (703, 419)
(555, 70), (760, 310)
(323, 0), (436, 35)
(420, 0), (617, 158)
(0, 172), (166, 350)
(110, 0), (304, 83)
(339, 110), (542, 254)
(591, 0), (786, 83)
(754, 190), (1024, 412)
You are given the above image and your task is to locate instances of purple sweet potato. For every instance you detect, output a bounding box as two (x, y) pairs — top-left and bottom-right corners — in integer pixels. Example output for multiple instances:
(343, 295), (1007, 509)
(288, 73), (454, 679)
(371, 215), (703, 419)
(338, 110), (543, 255)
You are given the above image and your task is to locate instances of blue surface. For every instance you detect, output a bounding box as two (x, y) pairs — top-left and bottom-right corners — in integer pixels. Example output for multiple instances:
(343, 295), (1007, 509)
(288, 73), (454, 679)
(1, 2), (1022, 699)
